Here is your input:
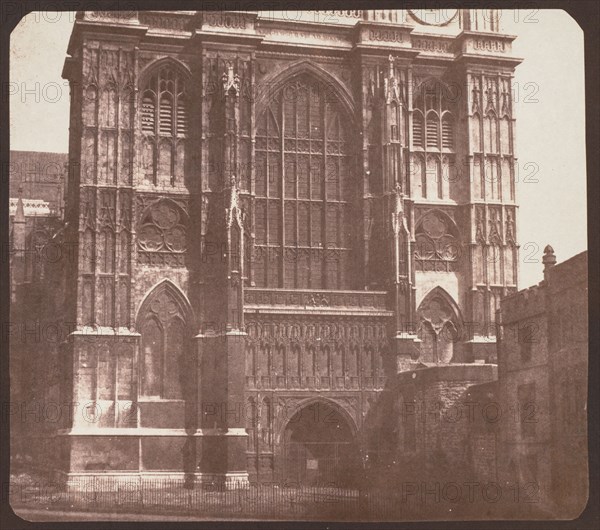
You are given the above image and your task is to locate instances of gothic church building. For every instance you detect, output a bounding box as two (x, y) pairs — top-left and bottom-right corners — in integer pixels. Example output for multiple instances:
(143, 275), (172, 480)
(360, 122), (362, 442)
(58, 9), (521, 486)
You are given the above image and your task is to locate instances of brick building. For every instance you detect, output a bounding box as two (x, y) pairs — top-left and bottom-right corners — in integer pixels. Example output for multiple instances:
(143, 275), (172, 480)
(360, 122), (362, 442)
(496, 247), (588, 516)
(43, 9), (523, 487)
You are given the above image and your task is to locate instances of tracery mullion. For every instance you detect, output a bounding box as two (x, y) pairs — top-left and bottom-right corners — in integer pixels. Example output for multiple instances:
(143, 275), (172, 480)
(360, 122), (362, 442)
(337, 118), (343, 289)
(307, 91), (313, 289)
(279, 97), (285, 287)
(152, 74), (159, 185)
(172, 76), (181, 185)
(437, 154), (443, 199)
(159, 70), (169, 184)
(264, 111), (270, 287)
(294, 91), (300, 289)
(170, 76), (177, 185)
(289, 85), (298, 288)
(321, 95), (327, 289)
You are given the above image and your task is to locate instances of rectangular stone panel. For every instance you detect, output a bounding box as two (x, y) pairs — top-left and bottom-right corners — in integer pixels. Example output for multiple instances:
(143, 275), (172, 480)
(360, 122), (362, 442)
(70, 436), (138, 471)
(141, 436), (186, 471)
(138, 401), (186, 429)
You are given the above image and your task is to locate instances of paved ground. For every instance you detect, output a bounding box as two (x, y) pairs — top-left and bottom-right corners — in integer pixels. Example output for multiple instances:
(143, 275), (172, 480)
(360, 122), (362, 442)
(12, 508), (259, 522)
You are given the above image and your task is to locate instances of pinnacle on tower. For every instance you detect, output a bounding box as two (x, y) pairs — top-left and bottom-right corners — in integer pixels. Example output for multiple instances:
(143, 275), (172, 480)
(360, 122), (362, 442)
(542, 244), (557, 280)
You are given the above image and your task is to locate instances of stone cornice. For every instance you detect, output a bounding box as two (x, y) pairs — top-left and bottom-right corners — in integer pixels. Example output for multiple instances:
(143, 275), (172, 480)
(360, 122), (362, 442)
(65, 11), (522, 68)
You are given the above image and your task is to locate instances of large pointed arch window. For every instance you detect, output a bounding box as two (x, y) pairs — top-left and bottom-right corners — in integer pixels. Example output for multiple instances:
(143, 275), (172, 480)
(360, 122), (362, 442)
(412, 79), (456, 199)
(254, 75), (355, 289)
(140, 64), (189, 187)
(138, 283), (192, 399)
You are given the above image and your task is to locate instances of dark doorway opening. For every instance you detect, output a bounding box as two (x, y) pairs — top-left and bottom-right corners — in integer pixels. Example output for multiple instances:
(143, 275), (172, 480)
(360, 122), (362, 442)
(281, 401), (361, 487)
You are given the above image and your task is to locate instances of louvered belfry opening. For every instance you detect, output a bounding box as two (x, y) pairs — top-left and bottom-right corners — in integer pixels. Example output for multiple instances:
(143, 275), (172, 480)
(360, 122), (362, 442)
(140, 65), (189, 187)
(412, 79), (456, 199)
(253, 75), (356, 290)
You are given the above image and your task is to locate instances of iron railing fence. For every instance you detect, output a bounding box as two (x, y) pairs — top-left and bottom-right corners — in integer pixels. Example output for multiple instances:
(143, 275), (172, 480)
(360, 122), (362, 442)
(10, 477), (428, 520)
(10, 475), (548, 520)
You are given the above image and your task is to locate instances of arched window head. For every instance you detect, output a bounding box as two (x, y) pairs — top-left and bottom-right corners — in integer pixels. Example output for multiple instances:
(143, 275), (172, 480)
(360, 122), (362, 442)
(138, 282), (193, 399)
(417, 288), (462, 364)
(139, 63), (190, 187)
(413, 79), (456, 200)
(412, 79), (456, 153)
(140, 66), (188, 137)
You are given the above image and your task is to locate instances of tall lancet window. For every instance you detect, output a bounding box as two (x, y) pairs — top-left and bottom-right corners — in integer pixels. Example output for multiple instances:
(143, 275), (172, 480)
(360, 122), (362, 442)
(412, 79), (456, 200)
(140, 63), (189, 188)
(254, 75), (356, 289)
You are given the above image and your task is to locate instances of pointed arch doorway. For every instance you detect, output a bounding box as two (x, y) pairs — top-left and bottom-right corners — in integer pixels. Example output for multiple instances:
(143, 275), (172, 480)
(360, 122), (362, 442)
(278, 399), (361, 487)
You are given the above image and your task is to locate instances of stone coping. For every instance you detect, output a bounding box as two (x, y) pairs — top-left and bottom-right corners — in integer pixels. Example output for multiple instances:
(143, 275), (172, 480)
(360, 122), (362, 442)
(395, 362), (498, 386)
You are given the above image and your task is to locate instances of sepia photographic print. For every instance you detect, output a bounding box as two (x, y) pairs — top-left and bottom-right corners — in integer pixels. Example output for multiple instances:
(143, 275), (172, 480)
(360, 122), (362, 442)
(4, 5), (595, 525)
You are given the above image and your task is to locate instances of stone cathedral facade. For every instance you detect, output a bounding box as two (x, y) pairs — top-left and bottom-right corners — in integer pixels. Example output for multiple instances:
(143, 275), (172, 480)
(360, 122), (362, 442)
(58, 9), (521, 486)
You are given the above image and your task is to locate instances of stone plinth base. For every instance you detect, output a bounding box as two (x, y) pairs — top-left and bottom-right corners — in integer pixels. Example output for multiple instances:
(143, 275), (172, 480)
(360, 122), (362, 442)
(57, 428), (249, 491)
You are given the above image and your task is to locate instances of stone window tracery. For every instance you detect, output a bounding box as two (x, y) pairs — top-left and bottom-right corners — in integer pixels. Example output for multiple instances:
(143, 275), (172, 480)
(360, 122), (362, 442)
(417, 290), (461, 364)
(254, 75), (355, 289)
(140, 64), (189, 187)
(137, 199), (188, 266)
(414, 210), (460, 272)
(139, 283), (191, 399)
(412, 79), (455, 199)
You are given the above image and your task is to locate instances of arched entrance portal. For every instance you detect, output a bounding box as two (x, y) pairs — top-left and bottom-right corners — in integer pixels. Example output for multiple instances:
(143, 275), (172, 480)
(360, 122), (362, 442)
(279, 400), (361, 487)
